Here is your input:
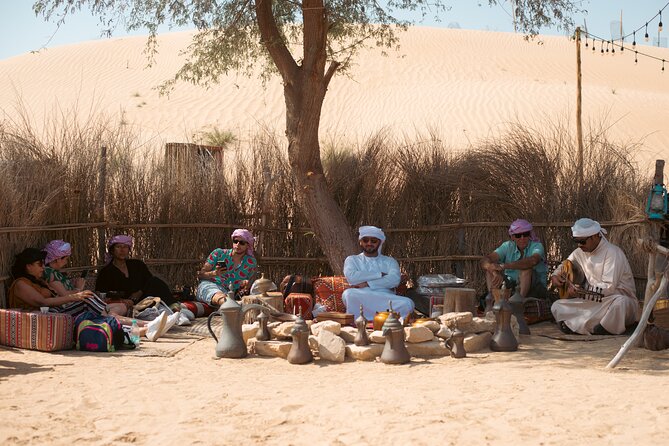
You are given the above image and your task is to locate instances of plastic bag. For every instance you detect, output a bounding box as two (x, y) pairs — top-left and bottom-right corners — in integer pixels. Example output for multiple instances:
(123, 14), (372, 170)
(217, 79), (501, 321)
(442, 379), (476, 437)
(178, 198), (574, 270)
(416, 274), (466, 288)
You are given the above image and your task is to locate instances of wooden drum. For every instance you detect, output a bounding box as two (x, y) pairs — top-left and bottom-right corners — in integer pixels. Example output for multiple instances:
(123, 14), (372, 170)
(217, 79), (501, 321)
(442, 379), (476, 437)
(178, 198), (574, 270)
(443, 288), (477, 314)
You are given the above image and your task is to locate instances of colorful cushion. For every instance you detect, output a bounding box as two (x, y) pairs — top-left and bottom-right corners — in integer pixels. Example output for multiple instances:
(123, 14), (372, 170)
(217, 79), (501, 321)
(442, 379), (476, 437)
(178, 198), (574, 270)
(0, 309), (74, 352)
(311, 276), (350, 313)
(180, 301), (215, 318)
(284, 293), (313, 320)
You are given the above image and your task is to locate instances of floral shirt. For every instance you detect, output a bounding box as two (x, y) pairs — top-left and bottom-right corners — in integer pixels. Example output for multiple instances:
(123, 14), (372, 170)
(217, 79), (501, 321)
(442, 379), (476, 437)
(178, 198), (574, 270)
(44, 266), (75, 291)
(205, 248), (257, 291)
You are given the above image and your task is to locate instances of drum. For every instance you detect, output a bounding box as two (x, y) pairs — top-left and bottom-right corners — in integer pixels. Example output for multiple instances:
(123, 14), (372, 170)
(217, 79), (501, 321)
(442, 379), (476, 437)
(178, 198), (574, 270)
(443, 287), (477, 314)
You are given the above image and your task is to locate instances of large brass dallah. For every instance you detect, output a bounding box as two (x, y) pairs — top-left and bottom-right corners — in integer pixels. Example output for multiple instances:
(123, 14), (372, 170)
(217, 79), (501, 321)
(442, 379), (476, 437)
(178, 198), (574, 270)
(287, 313), (313, 364)
(207, 291), (266, 358)
(380, 302), (410, 365)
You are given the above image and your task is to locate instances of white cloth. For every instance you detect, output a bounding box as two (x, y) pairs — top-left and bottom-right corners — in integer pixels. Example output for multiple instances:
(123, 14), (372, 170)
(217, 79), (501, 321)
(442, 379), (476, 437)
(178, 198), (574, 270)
(571, 218), (607, 237)
(551, 238), (639, 334)
(342, 252), (414, 320)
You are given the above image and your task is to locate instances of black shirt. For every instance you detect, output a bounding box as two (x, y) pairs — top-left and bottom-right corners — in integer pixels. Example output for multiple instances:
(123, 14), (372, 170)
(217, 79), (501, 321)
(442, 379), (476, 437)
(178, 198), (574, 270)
(95, 259), (152, 298)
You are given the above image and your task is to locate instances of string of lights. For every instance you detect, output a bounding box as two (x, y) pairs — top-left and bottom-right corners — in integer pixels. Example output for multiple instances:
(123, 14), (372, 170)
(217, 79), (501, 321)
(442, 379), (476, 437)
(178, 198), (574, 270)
(582, 29), (667, 71)
(616, 1), (669, 42)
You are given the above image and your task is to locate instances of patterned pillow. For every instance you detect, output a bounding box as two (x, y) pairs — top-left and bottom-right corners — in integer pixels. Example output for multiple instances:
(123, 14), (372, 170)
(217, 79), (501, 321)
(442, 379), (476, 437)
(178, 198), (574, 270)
(0, 309), (74, 352)
(180, 301), (215, 318)
(311, 276), (350, 313)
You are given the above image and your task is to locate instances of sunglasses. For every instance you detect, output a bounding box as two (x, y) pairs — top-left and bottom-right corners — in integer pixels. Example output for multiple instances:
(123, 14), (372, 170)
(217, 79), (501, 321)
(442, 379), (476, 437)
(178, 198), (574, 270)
(572, 235), (592, 245)
(512, 231), (531, 239)
(232, 239), (248, 246)
(361, 237), (380, 244)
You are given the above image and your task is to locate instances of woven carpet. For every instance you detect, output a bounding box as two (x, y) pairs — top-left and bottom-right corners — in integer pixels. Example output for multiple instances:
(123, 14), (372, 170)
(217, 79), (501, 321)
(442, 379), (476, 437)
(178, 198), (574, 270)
(530, 321), (626, 342)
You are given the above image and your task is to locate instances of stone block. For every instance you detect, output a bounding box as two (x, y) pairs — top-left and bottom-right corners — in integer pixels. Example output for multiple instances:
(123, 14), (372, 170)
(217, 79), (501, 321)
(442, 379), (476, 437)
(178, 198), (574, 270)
(339, 326), (357, 343)
(406, 340), (450, 357)
(270, 321), (294, 340)
(311, 320), (341, 336)
(369, 330), (385, 344)
(404, 326), (434, 343)
(252, 340), (291, 359)
(468, 317), (496, 334)
(435, 326), (453, 339)
(242, 322), (259, 344)
(318, 330), (346, 363)
(464, 332), (492, 352)
(439, 312), (473, 330)
(414, 320), (441, 333)
(346, 343), (384, 361)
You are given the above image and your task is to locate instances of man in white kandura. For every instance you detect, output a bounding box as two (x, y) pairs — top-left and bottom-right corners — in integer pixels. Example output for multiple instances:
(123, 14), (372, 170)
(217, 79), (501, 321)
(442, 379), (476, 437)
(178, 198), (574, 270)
(551, 218), (640, 335)
(342, 225), (414, 320)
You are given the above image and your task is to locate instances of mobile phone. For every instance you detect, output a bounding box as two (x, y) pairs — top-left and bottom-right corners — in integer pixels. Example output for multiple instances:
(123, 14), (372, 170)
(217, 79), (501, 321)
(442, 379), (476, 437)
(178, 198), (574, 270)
(216, 261), (225, 269)
(80, 269), (89, 279)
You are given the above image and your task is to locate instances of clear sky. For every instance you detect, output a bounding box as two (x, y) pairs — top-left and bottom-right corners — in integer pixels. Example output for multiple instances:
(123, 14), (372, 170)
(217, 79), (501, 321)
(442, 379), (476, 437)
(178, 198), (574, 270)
(0, 1), (666, 61)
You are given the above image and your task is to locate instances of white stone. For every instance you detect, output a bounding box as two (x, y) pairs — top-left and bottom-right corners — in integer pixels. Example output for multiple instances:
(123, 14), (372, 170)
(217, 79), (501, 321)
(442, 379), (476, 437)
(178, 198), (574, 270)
(317, 330), (346, 363)
(242, 322), (259, 344)
(468, 317), (496, 334)
(435, 326), (453, 339)
(404, 326), (434, 343)
(439, 312), (474, 330)
(406, 340), (450, 357)
(345, 344), (384, 361)
(308, 335), (319, 352)
(251, 340), (291, 359)
(311, 320), (341, 336)
(270, 322), (294, 340)
(339, 326), (357, 343)
(463, 332), (492, 353)
(415, 320), (440, 333)
(369, 330), (386, 344)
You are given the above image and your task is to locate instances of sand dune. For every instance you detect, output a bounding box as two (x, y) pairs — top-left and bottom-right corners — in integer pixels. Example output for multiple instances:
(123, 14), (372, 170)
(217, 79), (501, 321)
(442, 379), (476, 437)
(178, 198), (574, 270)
(1, 27), (668, 173)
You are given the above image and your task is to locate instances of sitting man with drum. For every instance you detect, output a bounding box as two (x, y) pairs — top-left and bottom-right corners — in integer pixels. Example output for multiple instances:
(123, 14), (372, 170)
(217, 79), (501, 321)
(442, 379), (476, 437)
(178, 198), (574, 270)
(480, 219), (548, 300)
(550, 218), (640, 335)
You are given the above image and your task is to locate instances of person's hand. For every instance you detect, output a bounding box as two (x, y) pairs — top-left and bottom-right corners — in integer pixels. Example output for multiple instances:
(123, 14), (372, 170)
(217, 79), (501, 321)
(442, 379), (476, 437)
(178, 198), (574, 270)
(353, 282), (369, 288)
(490, 273), (503, 289)
(240, 280), (250, 291)
(74, 277), (86, 290)
(551, 274), (565, 288)
(213, 263), (226, 277)
(568, 283), (579, 298)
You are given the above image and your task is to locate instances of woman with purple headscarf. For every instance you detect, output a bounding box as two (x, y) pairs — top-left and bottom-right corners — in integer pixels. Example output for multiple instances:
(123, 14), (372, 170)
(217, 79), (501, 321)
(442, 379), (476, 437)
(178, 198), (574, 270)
(196, 229), (257, 305)
(480, 219), (548, 299)
(95, 234), (176, 307)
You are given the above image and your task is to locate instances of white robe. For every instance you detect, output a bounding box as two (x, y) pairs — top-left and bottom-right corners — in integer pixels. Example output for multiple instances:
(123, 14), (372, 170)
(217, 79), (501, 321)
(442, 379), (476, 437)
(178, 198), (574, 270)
(342, 253), (414, 320)
(551, 238), (640, 335)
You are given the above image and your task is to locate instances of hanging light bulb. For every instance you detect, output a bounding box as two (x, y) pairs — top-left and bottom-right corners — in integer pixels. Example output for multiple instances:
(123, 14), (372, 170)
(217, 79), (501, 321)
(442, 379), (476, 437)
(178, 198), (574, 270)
(645, 22), (650, 41)
(611, 41), (615, 54)
(660, 11), (663, 32)
(621, 37), (625, 52)
(600, 39), (604, 53)
(592, 38), (596, 52)
(635, 51), (638, 64)
(606, 41), (610, 52)
(663, 59), (666, 72)
(633, 31), (637, 47)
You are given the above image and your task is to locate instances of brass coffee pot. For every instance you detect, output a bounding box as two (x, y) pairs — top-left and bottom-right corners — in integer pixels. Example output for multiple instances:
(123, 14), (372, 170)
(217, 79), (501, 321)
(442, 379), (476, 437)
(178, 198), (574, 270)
(287, 314), (313, 364)
(354, 304), (370, 346)
(380, 302), (410, 365)
(490, 287), (518, 352)
(207, 291), (267, 358)
(445, 327), (466, 358)
(254, 273), (273, 297)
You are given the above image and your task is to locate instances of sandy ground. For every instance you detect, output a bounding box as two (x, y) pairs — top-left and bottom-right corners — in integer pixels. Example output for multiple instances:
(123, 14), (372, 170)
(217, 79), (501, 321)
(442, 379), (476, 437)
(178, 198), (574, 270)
(1, 329), (668, 445)
(1, 27), (669, 172)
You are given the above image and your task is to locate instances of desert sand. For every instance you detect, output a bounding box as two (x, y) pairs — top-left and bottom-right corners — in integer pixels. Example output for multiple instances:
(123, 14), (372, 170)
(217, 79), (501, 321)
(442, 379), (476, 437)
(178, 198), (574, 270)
(1, 27), (669, 173)
(2, 26), (669, 445)
(1, 327), (669, 445)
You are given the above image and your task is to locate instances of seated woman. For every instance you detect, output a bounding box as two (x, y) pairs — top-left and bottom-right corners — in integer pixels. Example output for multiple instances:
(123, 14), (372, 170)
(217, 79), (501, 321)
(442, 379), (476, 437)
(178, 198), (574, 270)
(196, 229), (257, 306)
(43, 239), (129, 316)
(95, 234), (176, 306)
(9, 248), (170, 341)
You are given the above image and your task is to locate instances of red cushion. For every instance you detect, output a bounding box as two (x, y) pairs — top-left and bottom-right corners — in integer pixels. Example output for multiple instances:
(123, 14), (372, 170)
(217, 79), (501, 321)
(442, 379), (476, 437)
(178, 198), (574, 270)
(180, 301), (215, 318)
(311, 276), (350, 313)
(284, 293), (313, 320)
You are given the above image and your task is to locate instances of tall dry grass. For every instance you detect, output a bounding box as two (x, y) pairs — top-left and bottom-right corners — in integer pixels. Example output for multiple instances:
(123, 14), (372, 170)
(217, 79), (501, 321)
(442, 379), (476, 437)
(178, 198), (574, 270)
(0, 107), (650, 299)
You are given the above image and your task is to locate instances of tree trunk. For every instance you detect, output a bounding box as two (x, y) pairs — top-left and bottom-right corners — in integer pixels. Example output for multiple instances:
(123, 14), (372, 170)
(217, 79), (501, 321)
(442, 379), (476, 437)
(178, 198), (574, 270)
(255, 0), (358, 274)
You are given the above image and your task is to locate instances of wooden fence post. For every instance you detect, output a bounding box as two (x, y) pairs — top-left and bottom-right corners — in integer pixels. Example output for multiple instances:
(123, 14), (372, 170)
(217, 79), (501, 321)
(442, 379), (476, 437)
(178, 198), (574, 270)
(97, 146), (107, 265)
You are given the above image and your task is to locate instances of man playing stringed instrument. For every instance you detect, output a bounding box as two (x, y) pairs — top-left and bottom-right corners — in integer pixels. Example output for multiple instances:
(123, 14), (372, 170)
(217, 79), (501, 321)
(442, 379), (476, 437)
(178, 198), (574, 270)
(551, 218), (640, 335)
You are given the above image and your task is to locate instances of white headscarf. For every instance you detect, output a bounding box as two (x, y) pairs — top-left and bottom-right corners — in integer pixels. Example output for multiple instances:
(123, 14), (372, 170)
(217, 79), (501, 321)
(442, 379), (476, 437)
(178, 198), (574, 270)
(358, 225), (386, 254)
(571, 218), (608, 238)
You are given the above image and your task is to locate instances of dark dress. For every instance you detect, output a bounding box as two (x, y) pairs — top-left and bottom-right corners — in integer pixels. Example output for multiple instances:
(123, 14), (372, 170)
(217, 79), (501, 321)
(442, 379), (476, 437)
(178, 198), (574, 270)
(95, 259), (175, 305)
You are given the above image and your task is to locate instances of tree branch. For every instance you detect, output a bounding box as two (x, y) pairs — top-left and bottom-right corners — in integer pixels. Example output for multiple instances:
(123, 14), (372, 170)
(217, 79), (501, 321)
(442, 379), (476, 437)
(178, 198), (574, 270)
(302, 0), (327, 80)
(255, 0), (299, 82)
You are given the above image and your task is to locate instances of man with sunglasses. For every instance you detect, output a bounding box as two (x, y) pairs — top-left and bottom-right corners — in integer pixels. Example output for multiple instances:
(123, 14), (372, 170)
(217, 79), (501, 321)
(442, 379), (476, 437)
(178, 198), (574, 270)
(550, 218), (639, 335)
(481, 219), (548, 300)
(342, 225), (414, 320)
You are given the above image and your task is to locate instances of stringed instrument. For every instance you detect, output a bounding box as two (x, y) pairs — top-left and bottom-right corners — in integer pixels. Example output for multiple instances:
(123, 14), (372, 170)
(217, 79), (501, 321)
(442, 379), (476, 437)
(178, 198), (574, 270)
(557, 259), (604, 302)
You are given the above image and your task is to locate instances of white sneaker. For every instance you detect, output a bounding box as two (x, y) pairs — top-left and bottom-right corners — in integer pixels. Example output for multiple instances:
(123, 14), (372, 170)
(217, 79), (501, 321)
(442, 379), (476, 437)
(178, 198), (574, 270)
(177, 312), (191, 326)
(145, 312), (168, 342)
(160, 312), (180, 336)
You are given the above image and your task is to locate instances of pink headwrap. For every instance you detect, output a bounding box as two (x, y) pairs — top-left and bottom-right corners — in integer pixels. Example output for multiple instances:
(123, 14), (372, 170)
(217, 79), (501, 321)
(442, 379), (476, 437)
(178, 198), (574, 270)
(43, 240), (72, 265)
(508, 219), (539, 241)
(231, 229), (255, 256)
(105, 234), (134, 263)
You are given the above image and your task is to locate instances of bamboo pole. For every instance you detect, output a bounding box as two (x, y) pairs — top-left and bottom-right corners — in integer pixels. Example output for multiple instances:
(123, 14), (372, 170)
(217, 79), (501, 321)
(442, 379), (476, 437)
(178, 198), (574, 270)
(575, 27), (584, 191)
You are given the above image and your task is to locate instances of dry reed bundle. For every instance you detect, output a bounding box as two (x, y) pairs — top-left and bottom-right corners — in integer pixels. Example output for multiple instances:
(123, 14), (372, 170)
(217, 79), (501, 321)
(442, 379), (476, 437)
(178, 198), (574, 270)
(0, 106), (649, 300)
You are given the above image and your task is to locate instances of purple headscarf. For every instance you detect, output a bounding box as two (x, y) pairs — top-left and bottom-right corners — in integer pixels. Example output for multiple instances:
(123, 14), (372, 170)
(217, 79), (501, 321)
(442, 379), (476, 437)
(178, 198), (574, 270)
(231, 229), (255, 256)
(105, 234), (134, 263)
(508, 219), (539, 241)
(43, 240), (72, 265)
